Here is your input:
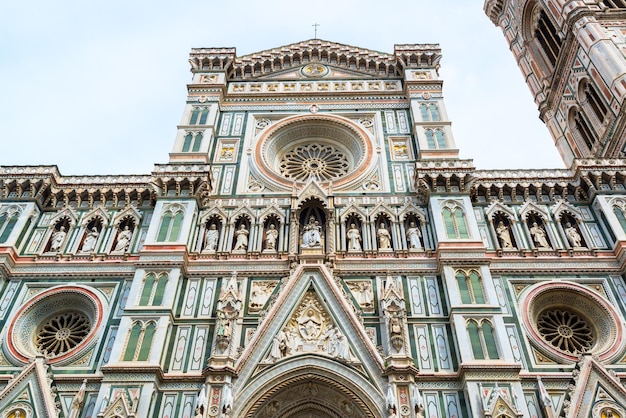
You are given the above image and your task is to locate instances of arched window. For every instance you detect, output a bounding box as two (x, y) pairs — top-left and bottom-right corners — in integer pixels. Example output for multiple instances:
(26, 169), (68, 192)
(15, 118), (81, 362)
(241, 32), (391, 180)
(0, 208), (20, 243)
(535, 10), (562, 67)
(199, 108), (209, 125)
(138, 273), (169, 306)
(583, 83), (608, 124)
(430, 104), (440, 121)
(602, 0), (626, 8)
(123, 321), (157, 361)
(468, 319), (499, 360)
(189, 107), (200, 125)
(614, 205), (626, 232)
(420, 104), (430, 121)
(425, 129), (446, 149)
(456, 270), (486, 304)
(192, 132), (203, 152)
(435, 129), (446, 148)
(157, 206), (184, 242)
(182, 132), (194, 152)
(426, 129), (436, 148)
(443, 204), (470, 239)
(569, 108), (596, 152)
(468, 321), (484, 359)
(182, 132), (203, 153)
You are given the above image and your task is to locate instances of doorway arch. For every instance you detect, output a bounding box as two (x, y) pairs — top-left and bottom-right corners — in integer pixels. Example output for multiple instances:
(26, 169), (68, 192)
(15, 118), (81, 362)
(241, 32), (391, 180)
(236, 355), (384, 417)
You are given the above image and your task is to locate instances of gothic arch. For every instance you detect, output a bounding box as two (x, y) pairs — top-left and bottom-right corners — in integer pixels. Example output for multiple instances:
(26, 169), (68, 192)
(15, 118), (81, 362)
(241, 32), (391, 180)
(235, 355), (385, 417)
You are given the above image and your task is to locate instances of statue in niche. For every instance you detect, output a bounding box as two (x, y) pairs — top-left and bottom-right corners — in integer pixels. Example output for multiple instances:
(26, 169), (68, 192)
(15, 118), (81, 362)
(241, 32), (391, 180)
(564, 222), (584, 247)
(270, 328), (289, 362)
(387, 310), (405, 351)
(529, 221), (551, 249)
(405, 221), (422, 250)
(216, 311), (232, 339)
(204, 223), (219, 252)
(301, 216), (322, 248)
(233, 224), (249, 251)
(347, 223), (362, 251)
(112, 225), (133, 253)
(495, 220), (514, 249)
(80, 226), (100, 253)
(377, 223), (392, 250)
(348, 281), (374, 310)
(49, 226), (67, 252)
(264, 223), (279, 251)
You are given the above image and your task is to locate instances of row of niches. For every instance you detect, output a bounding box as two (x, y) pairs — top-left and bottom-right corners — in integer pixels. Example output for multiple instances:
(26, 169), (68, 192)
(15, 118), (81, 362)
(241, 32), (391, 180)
(195, 210), (428, 255)
(20, 206), (143, 256)
(481, 199), (612, 252)
(227, 79), (402, 95)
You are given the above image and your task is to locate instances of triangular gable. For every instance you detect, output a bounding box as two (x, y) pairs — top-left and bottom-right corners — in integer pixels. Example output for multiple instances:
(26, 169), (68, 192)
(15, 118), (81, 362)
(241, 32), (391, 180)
(112, 205), (141, 227)
(230, 264), (387, 417)
(551, 199), (583, 221)
(233, 264), (384, 388)
(296, 180), (329, 208)
(485, 201), (517, 220)
(519, 200), (550, 221)
(80, 206), (111, 227)
(0, 357), (59, 418)
(565, 353), (626, 417)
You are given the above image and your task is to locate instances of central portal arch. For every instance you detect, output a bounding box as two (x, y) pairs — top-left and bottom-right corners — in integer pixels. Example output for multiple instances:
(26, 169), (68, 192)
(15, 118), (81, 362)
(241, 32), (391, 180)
(236, 356), (384, 417)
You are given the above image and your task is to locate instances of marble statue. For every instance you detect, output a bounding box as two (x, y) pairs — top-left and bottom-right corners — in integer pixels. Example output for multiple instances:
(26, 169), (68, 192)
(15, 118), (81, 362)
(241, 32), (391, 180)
(302, 216), (322, 248)
(234, 224), (249, 251)
(405, 221), (422, 249)
(377, 223), (392, 249)
(565, 222), (583, 247)
(112, 225), (132, 253)
(496, 221), (513, 248)
(49, 226), (67, 252)
(265, 223), (279, 251)
(529, 221), (551, 248)
(270, 328), (289, 361)
(204, 223), (219, 251)
(347, 223), (362, 251)
(324, 325), (350, 360)
(80, 227), (99, 253)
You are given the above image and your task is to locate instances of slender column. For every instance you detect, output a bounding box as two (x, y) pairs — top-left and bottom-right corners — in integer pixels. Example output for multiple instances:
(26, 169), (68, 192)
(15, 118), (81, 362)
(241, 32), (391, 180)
(327, 212), (335, 254)
(289, 212), (298, 255)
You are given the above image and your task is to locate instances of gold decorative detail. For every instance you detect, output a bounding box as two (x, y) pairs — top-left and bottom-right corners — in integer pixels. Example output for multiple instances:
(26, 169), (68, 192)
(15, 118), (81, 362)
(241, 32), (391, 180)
(301, 64), (328, 78)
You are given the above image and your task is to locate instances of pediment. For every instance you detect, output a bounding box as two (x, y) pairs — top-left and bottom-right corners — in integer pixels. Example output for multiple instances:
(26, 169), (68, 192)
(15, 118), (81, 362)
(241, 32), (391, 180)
(485, 201), (517, 220)
(0, 357), (59, 418)
(233, 265), (384, 391)
(565, 353), (626, 417)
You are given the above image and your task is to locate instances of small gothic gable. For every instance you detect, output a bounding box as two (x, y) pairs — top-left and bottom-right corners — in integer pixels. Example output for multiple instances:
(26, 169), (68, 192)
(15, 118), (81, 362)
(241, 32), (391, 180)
(564, 353), (626, 418)
(0, 357), (60, 418)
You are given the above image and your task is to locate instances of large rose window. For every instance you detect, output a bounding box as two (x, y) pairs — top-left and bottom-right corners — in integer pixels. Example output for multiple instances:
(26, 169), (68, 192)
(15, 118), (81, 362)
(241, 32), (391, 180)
(253, 115), (375, 190)
(521, 282), (624, 363)
(6, 286), (104, 365)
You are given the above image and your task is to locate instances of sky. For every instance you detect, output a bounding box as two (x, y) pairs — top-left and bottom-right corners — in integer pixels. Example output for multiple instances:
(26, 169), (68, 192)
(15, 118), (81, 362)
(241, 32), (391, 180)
(0, 1), (565, 176)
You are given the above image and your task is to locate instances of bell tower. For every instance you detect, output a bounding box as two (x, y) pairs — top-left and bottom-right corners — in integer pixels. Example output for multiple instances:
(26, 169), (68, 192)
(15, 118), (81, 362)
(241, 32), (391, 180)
(484, 0), (626, 166)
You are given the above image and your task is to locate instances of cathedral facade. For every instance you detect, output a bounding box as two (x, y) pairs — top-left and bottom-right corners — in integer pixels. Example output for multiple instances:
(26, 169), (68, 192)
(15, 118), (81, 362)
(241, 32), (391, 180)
(2, 3), (626, 417)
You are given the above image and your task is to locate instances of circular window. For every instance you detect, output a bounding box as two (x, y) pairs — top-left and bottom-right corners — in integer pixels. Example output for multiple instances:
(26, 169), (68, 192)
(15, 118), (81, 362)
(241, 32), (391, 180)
(521, 282), (624, 363)
(6, 286), (103, 365)
(537, 308), (593, 355)
(279, 143), (350, 182)
(254, 115), (375, 190)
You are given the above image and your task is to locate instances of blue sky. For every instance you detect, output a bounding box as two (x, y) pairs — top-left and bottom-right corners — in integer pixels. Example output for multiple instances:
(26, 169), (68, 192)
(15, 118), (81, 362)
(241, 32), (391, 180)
(0, 1), (564, 175)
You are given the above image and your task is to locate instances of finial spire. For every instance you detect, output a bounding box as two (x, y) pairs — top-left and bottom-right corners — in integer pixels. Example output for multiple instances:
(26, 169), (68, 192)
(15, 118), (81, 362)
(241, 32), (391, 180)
(313, 23), (320, 39)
